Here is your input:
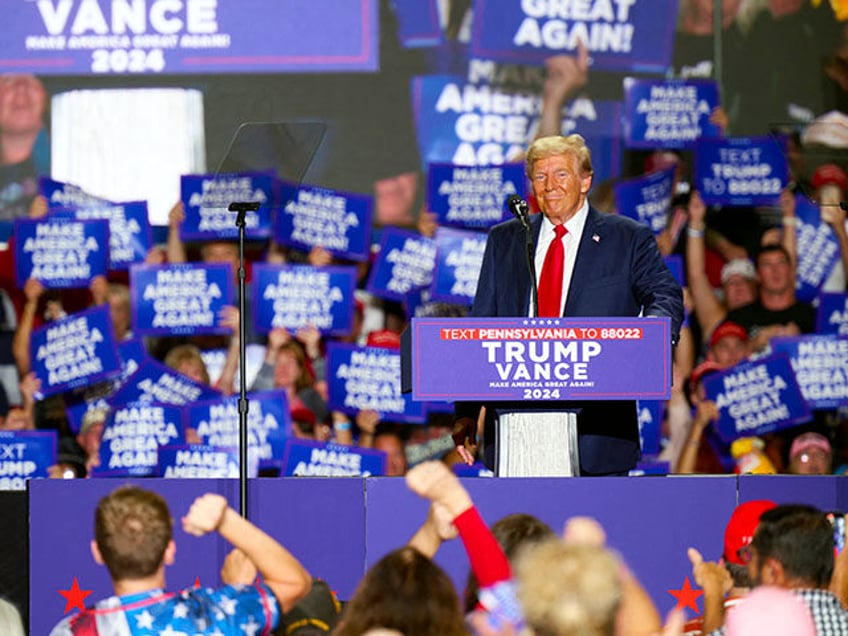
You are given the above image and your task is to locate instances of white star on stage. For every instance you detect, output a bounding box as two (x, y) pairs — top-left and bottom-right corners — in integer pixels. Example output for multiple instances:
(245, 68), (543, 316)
(239, 615), (262, 636)
(172, 602), (190, 619)
(134, 610), (154, 629)
(159, 625), (188, 636)
(219, 596), (238, 615)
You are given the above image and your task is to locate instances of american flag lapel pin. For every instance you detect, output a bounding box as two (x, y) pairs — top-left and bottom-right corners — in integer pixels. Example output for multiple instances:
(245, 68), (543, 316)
(592, 234), (600, 243)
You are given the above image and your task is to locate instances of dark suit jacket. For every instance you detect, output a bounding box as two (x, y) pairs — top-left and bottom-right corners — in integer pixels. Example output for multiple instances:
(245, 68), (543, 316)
(460, 206), (684, 475)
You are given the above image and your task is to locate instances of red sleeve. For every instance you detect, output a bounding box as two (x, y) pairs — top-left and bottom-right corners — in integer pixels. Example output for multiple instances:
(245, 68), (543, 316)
(453, 506), (511, 588)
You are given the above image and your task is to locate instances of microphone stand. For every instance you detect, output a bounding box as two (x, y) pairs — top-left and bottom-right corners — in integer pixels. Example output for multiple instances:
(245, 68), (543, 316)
(523, 219), (538, 318)
(508, 196), (538, 318)
(229, 201), (260, 519)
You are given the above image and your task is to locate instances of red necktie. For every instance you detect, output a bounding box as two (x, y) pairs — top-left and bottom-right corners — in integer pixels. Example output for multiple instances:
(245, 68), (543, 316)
(538, 225), (567, 317)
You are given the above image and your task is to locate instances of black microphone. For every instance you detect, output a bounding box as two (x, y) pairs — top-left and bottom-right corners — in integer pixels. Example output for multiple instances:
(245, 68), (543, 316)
(507, 194), (530, 229)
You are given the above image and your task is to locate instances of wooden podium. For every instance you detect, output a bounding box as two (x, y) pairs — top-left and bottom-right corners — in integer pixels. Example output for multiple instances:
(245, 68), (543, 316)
(402, 316), (673, 477)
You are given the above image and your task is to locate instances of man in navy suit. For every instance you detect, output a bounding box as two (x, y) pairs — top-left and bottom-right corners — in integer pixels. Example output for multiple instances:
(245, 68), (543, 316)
(453, 134), (683, 475)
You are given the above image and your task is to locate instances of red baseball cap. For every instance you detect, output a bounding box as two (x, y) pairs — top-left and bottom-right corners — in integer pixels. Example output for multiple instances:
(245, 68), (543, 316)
(709, 321), (749, 350)
(812, 163), (848, 192)
(723, 500), (777, 565)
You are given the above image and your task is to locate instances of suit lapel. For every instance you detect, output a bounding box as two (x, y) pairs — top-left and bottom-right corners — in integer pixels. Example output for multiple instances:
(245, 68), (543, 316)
(564, 207), (604, 315)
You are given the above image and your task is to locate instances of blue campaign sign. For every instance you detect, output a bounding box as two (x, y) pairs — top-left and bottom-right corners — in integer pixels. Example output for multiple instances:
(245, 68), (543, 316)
(771, 335), (848, 410)
(366, 228), (436, 302)
(694, 136), (787, 207)
(64, 381), (115, 435)
(14, 216), (110, 288)
(1, 0), (377, 74)
(94, 402), (184, 477)
(281, 439), (387, 477)
(702, 354), (811, 443)
(637, 400), (662, 456)
(453, 462), (495, 478)
(275, 181), (373, 261)
(180, 173), (275, 241)
(413, 74), (622, 185)
(54, 201), (152, 271)
(187, 391), (291, 472)
(130, 262), (233, 336)
(793, 195), (841, 303)
(629, 460), (670, 476)
(30, 305), (122, 397)
(664, 255), (684, 287)
(394, 0), (442, 47)
(623, 79), (721, 149)
(613, 166), (675, 235)
(469, 0), (679, 73)
(429, 226), (487, 305)
(252, 264), (356, 336)
(158, 445), (241, 478)
(427, 162), (527, 229)
(117, 337), (151, 380)
(326, 342), (427, 424)
(40, 176), (108, 209)
(0, 431), (56, 491)
(817, 293), (848, 336)
(108, 358), (220, 407)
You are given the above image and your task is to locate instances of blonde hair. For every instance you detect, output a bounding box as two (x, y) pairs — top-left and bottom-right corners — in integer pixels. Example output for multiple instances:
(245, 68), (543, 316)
(526, 134), (594, 179)
(516, 540), (621, 636)
(0, 598), (24, 636)
(163, 343), (210, 385)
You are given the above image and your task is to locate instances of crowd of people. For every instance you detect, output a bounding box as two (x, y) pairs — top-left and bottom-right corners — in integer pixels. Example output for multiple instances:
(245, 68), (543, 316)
(23, 467), (846, 634)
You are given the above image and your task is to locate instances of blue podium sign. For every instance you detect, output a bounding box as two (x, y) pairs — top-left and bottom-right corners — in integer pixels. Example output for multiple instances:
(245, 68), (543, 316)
(410, 316), (672, 401)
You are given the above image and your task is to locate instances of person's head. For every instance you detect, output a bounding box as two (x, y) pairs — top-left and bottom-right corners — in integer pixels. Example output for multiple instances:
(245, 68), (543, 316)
(720, 259), (757, 310)
(200, 240), (239, 278)
(788, 432), (833, 475)
(526, 135), (594, 224)
(77, 407), (108, 458)
(811, 162), (848, 208)
(746, 504), (834, 590)
(92, 486), (175, 583)
(274, 342), (312, 392)
(0, 597), (25, 636)
(755, 244), (794, 297)
(0, 74), (46, 137)
(516, 539), (621, 636)
(464, 513), (556, 612)
(725, 585), (815, 636)
(708, 321), (750, 368)
(335, 547), (466, 636)
(722, 500), (777, 588)
(107, 283), (131, 340)
(1, 406), (33, 431)
(373, 427), (408, 477)
(688, 359), (724, 404)
(291, 406), (317, 439)
(678, 0), (742, 33)
(163, 343), (210, 385)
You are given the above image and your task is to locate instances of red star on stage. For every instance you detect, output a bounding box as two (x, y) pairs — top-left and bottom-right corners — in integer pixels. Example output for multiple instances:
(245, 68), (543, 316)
(667, 576), (703, 614)
(58, 577), (93, 614)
